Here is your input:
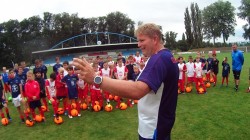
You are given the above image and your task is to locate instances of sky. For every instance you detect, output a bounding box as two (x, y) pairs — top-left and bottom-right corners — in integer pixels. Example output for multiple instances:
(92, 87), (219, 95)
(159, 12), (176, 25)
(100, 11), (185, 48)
(0, 0), (246, 42)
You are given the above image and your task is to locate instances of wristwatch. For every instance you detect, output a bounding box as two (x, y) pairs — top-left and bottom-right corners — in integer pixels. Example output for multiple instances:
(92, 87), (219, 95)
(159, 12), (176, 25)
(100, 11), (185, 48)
(94, 75), (103, 85)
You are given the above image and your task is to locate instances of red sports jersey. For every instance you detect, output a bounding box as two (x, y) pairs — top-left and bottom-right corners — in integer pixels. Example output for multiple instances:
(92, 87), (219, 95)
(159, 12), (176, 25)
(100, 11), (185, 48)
(25, 80), (40, 101)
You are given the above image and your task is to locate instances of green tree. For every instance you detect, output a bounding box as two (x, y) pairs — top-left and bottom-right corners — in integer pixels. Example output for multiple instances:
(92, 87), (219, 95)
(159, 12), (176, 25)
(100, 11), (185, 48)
(165, 31), (178, 50)
(191, 3), (203, 48)
(203, 0), (236, 44)
(238, 0), (250, 40)
(184, 7), (193, 49)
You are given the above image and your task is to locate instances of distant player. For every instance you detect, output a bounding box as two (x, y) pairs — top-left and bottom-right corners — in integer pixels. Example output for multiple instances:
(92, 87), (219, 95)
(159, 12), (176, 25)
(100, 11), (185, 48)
(178, 56), (187, 94)
(221, 57), (230, 87)
(53, 57), (63, 75)
(0, 75), (12, 121)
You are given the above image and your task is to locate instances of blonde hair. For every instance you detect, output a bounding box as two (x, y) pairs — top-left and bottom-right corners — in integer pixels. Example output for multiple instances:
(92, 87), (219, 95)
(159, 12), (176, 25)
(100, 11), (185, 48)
(58, 67), (64, 73)
(26, 71), (35, 80)
(135, 23), (163, 44)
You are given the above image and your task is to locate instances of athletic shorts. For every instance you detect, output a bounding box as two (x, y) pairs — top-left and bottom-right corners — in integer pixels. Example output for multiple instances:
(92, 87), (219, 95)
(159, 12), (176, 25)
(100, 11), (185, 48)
(29, 100), (42, 109)
(40, 92), (46, 98)
(233, 70), (241, 80)
(187, 77), (195, 83)
(56, 96), (67, 100)
(68, 93), (78, 100)
(12, 94), (22, 107)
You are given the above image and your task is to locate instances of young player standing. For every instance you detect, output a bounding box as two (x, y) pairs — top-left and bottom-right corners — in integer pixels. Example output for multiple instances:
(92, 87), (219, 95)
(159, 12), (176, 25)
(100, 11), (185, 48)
(61, 66), (80, 118)
(178, 56), (187, 94)
(35, 71), (48, 111)
(211, 53), (219, 87)
(45, 72), (59, 118)
(221, 57), (230, 87)
(194, 56), (207, 94)
(0, 76), (12, 121)
(25, 71), (45, 122)
(8, 69), (26, 123)
(100, 61), (111, 104)
(186, 56), (195, 89)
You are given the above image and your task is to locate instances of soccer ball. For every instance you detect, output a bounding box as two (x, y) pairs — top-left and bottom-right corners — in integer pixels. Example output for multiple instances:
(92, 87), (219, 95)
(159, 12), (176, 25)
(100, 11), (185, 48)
(71, 103), (77, 109)
(134, 100), (138, 104)
(206, 82), (211, 88)
(119, 103), (127, 110)
(25, 120), (34, 127)
(35, 115), (43, 122)
(24, 108), (30, 114)
(57, 108), (64, 115)
(80, 103), (88, 110)
(54, 116), (63, 125)
(198, 88), (204, 94)
(71, 109), (78, 117)
(93, 104), (101, 112)
(185, 87), (192, 93)
(104, 104), (113, 112)
(109, 94), (114, 100)
(114, 96), (119, 102)
(1, 118), (9, 126)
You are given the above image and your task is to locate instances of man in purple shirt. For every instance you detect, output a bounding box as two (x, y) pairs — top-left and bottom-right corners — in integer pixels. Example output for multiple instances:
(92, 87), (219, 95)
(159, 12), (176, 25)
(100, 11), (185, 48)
(73, 23), (178, 140)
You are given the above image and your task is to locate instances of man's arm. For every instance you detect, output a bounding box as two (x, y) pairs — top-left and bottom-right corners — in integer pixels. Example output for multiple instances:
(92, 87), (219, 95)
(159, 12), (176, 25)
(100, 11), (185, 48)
(101, 76), (150, 100)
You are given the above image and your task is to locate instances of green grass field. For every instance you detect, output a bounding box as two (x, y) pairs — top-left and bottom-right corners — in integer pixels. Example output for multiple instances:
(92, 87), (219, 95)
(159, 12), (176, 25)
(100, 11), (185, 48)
(1, 52), (250, 140)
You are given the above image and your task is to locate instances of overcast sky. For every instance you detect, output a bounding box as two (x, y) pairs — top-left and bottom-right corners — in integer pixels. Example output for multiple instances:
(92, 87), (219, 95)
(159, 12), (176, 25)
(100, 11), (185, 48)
(0, 0), (246, 42)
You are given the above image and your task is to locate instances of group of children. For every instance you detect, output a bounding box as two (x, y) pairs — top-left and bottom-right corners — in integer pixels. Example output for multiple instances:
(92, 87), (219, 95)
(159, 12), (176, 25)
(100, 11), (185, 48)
(177, 52), (230, 94)
(0, 52), (147, 125)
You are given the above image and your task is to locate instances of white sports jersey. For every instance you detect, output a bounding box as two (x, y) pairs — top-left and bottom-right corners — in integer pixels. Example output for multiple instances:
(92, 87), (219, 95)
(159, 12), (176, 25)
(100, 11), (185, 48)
(46, 80), (56, 98)
(134, 56), (141, 63)
(115, 66), (126, 80)
(178, 63), (185, 79)
(186, 62), (195, 77)
(101, 68), (110, 77)
(194, 62), (203, 78)
(77, 79), (85, 89)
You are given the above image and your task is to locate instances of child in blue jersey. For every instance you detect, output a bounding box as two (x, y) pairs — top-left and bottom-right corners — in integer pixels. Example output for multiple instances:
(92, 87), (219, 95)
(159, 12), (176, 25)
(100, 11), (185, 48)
(221, 57), (230, 87)
(0, 76), (12, 121)
(8, 69), (26, 123)
(1, 67), (11, 98)
(61, 66), (80, 118)
(53, 57), (63, 75)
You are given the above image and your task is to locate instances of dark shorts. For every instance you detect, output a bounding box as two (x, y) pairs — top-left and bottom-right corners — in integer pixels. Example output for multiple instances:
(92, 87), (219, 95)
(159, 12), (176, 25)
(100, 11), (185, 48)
(233, 70), (241, 80)
(0, 102), (3, 109)
(68, 94), (78, 100)
(29, 100), (42, 109)
(56, 96), (67, 100)
(40, 92), (46, 98)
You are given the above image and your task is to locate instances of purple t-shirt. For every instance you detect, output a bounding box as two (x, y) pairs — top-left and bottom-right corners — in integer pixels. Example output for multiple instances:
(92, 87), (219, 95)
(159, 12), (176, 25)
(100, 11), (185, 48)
(137, 49), (179, 139)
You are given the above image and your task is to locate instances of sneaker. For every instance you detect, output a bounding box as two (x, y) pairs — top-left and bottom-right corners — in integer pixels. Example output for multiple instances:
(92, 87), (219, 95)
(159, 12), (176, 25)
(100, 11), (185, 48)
(78, 114), (81, 117)
(204, 91), (207, 94)
(41, 117), (45, 122)
(8, 117), (12, 122)
(21, 119), (25, 123)
(68, 115), (73, 119)
(235, 87), (238, 92)
(131, 101), (134, 105)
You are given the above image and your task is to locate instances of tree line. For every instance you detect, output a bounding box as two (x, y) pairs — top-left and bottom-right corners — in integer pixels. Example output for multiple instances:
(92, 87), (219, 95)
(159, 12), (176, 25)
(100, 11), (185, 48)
(0, 0), (249, 68)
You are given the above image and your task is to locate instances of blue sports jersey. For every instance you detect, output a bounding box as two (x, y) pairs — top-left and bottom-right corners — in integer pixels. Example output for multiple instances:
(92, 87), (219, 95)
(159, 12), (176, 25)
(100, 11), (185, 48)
(0, 80), (3, 101)
(41, 65), (48, 79)
(17, 73), (27, 91)
(207, 58), (213, 71)
(200, 58), (207, 70)
(232, 50), (244, 71)
(53, 63), (63, 74)
(33, 66), (44, 75)
(8, 76), (21, 98)
(61, 74), (79, 98)
(1, 72), (9, 83)
(23, 67), (30, 75)
(136, 49), (178, 139)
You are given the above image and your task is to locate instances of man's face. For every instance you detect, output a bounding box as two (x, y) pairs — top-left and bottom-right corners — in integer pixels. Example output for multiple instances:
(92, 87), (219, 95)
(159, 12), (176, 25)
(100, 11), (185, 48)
(232, 45), (237, 51)
(137, 34), (155, 57)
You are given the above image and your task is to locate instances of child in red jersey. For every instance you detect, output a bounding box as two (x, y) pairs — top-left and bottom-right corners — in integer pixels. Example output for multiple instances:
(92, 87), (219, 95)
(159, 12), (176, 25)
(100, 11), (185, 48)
(25, 71), (45, 122)
(45, 72), (59, 118)
(55, 67), (68, 115)
(90, 63), (104, 110)
(178, 56), (187, 94)
(114, 58), (128, 108)
(100, 61), (112, 104)
(77, 73), (89, 108)
(194, 56), (207, 94)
